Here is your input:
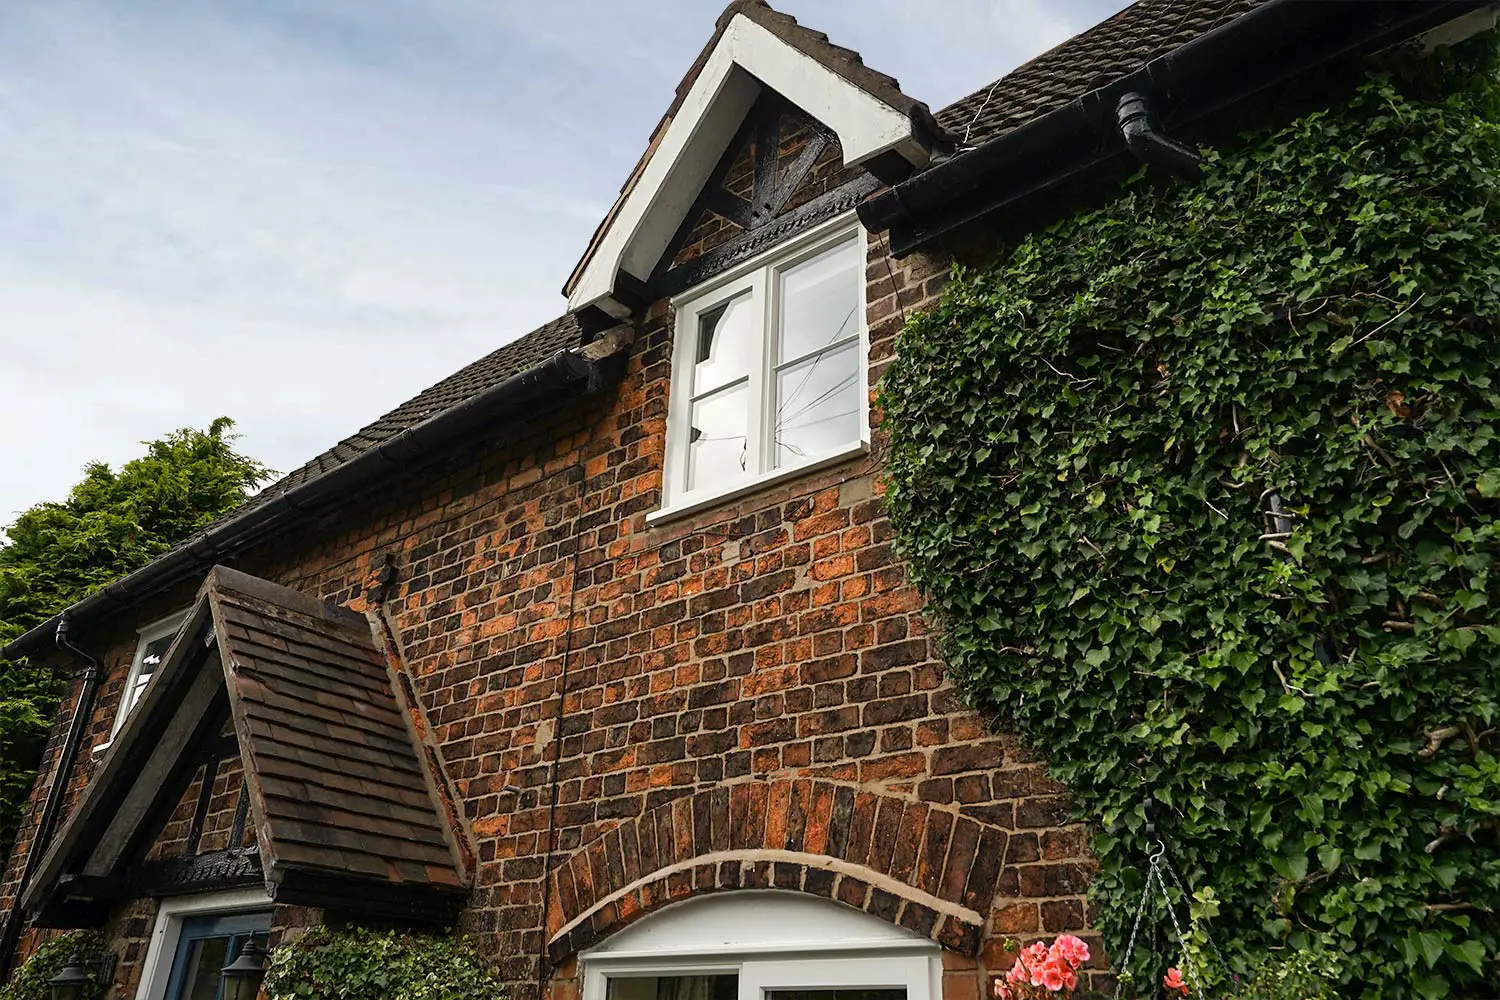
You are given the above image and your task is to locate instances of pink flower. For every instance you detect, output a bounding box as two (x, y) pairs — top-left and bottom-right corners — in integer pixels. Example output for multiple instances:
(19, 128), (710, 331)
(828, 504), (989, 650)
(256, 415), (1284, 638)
(1040, 961), (1065, 991)
(1163, 967), (1189, 997)
(1007, 959), (1028, 984)
(1050, 934), (1090, 967)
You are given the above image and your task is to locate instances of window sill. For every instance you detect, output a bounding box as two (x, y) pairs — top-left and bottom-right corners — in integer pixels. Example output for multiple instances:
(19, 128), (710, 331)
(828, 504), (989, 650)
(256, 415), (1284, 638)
(646, 441), (870, 526)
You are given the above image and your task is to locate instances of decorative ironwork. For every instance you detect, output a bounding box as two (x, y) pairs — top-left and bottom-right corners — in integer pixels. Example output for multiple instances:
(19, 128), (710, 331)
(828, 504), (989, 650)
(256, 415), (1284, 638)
(656, 176), (879, 299)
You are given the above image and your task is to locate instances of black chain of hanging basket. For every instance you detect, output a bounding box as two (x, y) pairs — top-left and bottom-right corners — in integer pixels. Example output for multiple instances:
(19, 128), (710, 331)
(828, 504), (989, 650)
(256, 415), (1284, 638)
(1113, 800), (1234, 999)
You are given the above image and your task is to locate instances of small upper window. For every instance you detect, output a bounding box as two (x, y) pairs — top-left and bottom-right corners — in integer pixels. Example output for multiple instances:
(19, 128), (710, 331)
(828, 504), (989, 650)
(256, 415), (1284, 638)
(110, 611), (187, 739)
(659, 222), (867, 517)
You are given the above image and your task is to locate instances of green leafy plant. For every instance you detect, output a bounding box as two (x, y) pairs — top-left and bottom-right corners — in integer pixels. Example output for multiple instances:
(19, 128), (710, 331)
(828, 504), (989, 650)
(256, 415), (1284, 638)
(0, 418), (270, 855)
(262, 925), (506, 1000)
(878, 33), (1500, 1000)
(0, 931), (104, 1000)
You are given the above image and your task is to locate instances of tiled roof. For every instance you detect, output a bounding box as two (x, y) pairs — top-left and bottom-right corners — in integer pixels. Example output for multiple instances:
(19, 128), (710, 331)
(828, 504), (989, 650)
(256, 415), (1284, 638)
(563, 0), (947, 300)
(24, 567), (466, 920)
(240, 312), (582, 514)
(936, 0), (1270, 147)
(209, 567), (465, 891)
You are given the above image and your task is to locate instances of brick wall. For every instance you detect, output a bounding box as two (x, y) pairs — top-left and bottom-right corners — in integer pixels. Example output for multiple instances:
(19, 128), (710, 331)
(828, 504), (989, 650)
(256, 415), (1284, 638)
(1, 230), (1106, 998)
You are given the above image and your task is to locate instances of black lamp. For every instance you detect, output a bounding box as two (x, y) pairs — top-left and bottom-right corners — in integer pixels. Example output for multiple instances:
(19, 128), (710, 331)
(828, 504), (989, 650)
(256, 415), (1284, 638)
(220, 939), (269, 1000)
(46, 950), (91, 1000)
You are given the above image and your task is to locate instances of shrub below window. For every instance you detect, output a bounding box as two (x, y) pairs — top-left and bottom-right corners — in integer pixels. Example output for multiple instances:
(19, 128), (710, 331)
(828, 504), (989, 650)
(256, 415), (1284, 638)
(262, 926), (505, 1000)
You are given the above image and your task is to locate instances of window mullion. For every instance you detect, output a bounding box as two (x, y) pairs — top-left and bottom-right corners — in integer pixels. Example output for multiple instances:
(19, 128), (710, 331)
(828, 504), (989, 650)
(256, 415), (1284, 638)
(747, 268), (772, 477)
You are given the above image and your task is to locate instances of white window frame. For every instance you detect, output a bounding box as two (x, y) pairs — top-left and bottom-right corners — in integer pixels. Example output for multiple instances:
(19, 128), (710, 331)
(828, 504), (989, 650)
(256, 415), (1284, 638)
(99, 610), (188, 751)
(651, 215), (870, 524)
(581, 892), (940, 1000)
(132, 887), (273, 1000)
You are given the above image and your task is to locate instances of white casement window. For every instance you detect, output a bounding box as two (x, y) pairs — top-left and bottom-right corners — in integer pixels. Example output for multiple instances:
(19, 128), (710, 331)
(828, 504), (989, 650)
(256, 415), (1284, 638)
(655, 219), (869, 520)
(581, 892), (939, 1000)
(105, 611), (188, 744)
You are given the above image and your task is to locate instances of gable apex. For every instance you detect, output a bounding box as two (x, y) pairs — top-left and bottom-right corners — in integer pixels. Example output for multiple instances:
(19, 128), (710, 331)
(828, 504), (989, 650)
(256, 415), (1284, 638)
(565, 1), (950, 317)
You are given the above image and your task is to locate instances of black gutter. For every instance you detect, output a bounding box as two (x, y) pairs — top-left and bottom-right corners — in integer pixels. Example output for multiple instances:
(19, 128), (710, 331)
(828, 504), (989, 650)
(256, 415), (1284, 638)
(859, 0), (1488, 256)
(0, 617), (104, 983)
(1, 347), (610, 662)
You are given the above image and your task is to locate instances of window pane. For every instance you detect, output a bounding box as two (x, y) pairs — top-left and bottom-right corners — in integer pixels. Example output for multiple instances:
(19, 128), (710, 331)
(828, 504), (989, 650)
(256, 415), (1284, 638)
(688, 383), (749, 491)
(125, 675), (152, 716)
(767, 991), (905, 1000)
(607, 975), (738, 1000)
(138, 630), (176, 682)
(695, 292), (755, 394)
(179, 935), (229, 1000)
(778, 238), (859, 363)
(773, 341), (860, 468)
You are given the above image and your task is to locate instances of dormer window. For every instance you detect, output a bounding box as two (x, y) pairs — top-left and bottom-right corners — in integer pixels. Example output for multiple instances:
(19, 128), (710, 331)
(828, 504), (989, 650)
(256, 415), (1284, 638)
(108, 611), (187, 741)
(657, 219), (867, 518)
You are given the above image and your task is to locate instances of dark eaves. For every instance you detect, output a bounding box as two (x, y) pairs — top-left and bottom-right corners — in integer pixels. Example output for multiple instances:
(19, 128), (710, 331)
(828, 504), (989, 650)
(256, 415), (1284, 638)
(859, 0), (1491, 256)
(0, 327), (633, 663)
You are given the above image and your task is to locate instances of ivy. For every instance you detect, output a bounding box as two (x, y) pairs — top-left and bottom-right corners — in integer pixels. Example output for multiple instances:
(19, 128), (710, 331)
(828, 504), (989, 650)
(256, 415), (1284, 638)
(878, 34), (1500, 999)
(0, 931), (104, 1000)
(263, 926), (507, 1000)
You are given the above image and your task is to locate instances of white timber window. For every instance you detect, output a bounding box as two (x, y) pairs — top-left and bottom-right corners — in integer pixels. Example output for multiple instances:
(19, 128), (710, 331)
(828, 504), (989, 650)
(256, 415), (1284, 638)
(104, 610), (188, 746)
(582, 892), (939, 1000)
(655, 218), (869, 521)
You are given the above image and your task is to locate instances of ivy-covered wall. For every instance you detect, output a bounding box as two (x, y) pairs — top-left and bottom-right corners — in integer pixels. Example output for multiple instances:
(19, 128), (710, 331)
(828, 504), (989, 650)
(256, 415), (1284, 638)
(878, 34), (1500, 1000)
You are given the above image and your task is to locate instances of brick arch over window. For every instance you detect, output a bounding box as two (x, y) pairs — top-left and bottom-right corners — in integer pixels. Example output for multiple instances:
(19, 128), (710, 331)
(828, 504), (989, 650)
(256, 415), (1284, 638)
(545, 778), (1008, 963)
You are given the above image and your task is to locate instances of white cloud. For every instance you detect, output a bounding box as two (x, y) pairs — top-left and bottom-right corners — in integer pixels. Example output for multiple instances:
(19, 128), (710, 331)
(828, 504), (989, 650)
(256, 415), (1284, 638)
(0, 0), (1126, 529)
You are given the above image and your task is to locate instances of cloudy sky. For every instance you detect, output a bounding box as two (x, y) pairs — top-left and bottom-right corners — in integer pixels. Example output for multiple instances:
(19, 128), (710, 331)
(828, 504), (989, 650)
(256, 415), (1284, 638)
(0, 0), (1128, 528)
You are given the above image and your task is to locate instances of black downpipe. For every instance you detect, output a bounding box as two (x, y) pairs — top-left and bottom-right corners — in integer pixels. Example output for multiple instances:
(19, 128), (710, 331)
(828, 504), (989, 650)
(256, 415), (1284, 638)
(1115, 92), (1202, 179)
(0, 616), (103, 983)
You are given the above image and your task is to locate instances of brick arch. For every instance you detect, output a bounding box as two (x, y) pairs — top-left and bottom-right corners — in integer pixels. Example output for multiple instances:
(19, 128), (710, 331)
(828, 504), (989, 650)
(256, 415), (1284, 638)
(545, 778), (1008, 962)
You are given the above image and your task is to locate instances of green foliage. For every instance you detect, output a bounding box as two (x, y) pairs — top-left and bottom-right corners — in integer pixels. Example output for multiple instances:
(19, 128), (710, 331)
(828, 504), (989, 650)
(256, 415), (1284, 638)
(0, 418), (269, 855)
(878, 35), (1500, 999)
(0, 931), (104, 1000)
(262, 926), (506, 1000)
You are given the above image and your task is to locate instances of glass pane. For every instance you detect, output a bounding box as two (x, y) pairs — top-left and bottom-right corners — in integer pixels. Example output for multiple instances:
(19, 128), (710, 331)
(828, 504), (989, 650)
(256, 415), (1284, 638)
(687, 382), (749, 491)
(773, 340), (860, 468)
(179, 936), (229, 1000)
(607, 975), (738, 1000)
(137, 630), (176, 682)
(778, 238), (859, 363)
(125, 675), (152, 715)
(695, 292), (755, 394)
(768, 991), (905, 1000)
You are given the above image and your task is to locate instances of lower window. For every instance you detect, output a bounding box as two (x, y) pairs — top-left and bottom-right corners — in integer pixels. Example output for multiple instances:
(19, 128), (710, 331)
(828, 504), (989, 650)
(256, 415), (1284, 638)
(607, 970), (918, 1000)
(582, 892), (938, 1000)
(133, 889), (273, 1000)
(162, 912), (270, 1000)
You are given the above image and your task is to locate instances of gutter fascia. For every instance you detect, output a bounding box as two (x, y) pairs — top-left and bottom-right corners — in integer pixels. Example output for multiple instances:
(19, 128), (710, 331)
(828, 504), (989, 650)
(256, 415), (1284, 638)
(1, 343), (622, 662)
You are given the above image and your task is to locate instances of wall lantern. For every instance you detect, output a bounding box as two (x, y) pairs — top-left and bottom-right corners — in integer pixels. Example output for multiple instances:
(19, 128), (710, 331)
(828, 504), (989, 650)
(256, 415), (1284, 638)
(220, 940), (270, 1000)
(46, 950), (91, 1000)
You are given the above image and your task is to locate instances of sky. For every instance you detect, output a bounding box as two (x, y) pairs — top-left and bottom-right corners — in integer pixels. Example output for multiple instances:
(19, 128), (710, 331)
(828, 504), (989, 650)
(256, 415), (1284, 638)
(0, 0), (1129, 529)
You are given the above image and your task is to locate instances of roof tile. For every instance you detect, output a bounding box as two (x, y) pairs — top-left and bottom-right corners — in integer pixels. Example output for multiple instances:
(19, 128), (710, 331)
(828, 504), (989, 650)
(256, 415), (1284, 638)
(937, 0), (1270, 147)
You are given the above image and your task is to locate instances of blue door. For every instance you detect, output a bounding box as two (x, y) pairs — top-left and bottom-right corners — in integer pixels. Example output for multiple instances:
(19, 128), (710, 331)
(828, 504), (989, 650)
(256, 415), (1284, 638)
(163, 912), (272, 1000)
